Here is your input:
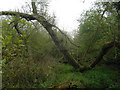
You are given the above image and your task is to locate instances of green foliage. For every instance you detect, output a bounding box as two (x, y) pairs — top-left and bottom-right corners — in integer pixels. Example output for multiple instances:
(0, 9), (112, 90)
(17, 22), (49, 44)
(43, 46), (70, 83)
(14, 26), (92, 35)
(2, 58), (47, 88)
(103, 48), (120, 64)
(54, 64), (75, 73)
(2, 56), (57, 88)
(28, 29), (57, 60)
(83, 65), (120, 88)
(2, 1), (120, 89)
(2, 17), (59, 88)
(38, 64), (120, 88)
(38, 63), (88, 88)
(74, 2), (120, 65)
(2, 18), (31, 63)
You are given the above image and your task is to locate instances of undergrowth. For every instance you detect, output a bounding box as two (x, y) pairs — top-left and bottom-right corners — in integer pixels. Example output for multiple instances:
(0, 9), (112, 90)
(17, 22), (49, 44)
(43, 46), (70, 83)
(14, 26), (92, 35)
(38, 64), (120, 88)
(83, 65), (120, 88)
(2, 58), (120, 88)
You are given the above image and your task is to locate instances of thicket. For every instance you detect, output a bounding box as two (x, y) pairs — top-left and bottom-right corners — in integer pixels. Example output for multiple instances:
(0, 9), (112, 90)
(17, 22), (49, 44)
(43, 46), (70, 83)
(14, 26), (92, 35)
(1, 1), (120, 88)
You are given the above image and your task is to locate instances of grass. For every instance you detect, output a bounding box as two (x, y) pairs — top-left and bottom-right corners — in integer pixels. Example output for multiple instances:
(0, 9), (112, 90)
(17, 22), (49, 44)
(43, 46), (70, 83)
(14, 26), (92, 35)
(38, 64), (88, 88)
(2, 58), (120, 88)
(39, 64), (120, 88)
(83, 65), (120, 88)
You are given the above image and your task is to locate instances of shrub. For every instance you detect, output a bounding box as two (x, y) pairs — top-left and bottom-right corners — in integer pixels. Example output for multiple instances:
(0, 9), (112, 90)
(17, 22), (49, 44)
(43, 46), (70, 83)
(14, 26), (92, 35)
(2, 58), (47, 88)
(83, 65), (120, 88)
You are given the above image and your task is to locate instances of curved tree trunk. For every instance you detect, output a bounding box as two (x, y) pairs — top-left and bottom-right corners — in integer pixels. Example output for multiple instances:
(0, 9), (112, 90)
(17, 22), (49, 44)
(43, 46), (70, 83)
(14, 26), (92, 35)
(2, 1), (116, 71)
(35, 16), (83, 69)
(0, 2), (85, 71)
(2, 10), (120, 72)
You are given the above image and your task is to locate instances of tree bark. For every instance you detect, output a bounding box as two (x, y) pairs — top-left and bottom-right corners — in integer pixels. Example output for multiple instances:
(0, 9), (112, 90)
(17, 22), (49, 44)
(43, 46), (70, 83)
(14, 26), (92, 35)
(90, 41), (120, 68)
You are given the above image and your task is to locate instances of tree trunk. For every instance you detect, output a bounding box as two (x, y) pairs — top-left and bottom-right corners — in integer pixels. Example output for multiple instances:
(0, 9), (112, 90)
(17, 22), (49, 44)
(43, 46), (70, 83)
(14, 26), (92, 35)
(0, 11), (85, 71)
(90, 41), (120, 68)
(34, 15), (84, 70)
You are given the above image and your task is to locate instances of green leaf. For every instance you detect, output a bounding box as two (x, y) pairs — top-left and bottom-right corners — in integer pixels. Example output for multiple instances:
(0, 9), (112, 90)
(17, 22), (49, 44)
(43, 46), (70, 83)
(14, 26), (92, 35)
(18, 40), (23, 43)
(19, 44), (25, 47)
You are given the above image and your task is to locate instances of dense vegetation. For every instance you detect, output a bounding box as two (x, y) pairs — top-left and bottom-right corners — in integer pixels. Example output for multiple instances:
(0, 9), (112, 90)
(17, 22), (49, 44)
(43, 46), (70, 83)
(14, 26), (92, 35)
(1, 1), (120, 88)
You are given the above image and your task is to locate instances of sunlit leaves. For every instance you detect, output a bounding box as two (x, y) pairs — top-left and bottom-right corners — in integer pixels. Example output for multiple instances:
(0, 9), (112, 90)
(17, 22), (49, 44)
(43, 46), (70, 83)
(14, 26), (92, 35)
(18, 40), (23, 43)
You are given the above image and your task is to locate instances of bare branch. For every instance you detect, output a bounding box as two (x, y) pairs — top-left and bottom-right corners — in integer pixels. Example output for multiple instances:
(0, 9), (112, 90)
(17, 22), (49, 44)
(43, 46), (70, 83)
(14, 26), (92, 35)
(52, 25), (80, 48)
(14, 22), (23, 37)
(31, 1), (37, 14)
(0, 11), (35, 20)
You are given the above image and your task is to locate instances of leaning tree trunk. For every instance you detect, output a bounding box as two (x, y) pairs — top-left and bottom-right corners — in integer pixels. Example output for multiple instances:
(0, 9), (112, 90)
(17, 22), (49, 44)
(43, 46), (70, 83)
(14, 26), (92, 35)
(34, 15), (84, 69)
(90, 41), (120, 68)
(0, 2), (85, 71)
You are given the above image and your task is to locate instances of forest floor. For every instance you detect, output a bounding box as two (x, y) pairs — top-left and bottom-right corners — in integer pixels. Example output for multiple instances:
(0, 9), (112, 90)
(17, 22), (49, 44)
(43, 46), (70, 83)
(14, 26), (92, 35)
(40, 64), (120, 88)
(2, 58), (120, 88)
